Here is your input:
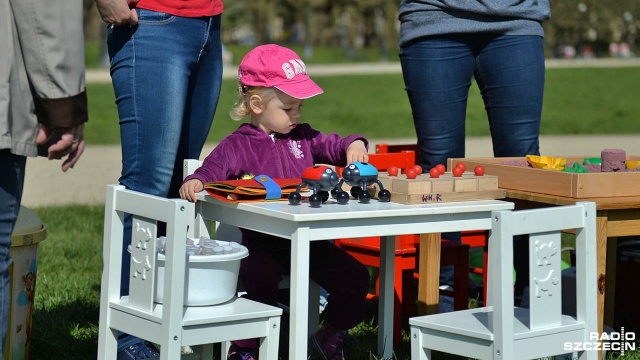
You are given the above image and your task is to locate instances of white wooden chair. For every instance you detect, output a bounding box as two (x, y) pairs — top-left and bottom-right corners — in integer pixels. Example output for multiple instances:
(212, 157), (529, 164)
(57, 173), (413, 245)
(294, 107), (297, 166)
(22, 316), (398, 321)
(183, 159), (321, 333)
(410, 202), (598, 360)
(97, 185), (282, 360)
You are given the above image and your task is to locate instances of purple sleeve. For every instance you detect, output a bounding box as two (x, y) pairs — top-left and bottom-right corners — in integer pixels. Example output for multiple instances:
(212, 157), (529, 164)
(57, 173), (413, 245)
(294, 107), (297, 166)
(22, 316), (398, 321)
(301, 125), (368, 166)
(182, 140), (239, 184)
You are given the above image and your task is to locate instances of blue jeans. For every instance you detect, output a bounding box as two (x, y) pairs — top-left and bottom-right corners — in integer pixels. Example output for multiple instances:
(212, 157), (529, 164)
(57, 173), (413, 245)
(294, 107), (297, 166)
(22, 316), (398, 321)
(400, 34), (544, 170)
(0, 150), (26, 355)
(400, 34), (544, 290)
(108, 10), (223, 295)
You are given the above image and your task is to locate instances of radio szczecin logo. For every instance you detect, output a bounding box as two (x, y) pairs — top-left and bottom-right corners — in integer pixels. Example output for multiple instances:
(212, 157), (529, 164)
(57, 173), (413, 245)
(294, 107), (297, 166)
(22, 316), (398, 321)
(564, 328), (636, 354)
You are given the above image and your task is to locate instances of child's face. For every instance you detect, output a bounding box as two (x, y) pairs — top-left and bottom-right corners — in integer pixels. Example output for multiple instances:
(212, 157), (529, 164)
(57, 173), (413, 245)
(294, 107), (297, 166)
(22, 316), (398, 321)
(253, 89), (303, 135)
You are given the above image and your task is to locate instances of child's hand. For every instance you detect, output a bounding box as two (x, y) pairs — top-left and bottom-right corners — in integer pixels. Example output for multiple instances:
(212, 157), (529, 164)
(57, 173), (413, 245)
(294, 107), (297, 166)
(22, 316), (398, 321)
(179, 179), (204, 203)
(346, 140), (369, 164)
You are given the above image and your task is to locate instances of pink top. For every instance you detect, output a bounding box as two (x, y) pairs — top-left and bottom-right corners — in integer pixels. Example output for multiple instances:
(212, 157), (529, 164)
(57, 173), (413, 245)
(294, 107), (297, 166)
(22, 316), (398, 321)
(136, 0), (223, 17)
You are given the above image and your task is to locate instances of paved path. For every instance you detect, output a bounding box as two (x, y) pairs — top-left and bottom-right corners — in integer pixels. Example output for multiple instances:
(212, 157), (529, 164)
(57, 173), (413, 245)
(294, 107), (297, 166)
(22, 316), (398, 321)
(23, 135), (640, 208)
(85, 58), (640, 83)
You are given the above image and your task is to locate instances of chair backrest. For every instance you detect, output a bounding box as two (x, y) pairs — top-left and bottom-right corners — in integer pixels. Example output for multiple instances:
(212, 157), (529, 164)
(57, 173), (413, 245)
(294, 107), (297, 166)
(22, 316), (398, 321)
(375, 143), (421, 164)
(488, 202), (597, 345)
(334, 151), (416, 176)
(103, 185), (193, 317)
(183, 159), (243, 241)
(183, 159), (203, 180)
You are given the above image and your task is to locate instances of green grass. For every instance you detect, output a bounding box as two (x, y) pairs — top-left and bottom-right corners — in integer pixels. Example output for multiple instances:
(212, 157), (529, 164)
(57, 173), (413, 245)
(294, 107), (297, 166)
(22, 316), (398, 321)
(30, 206), (103, 359)
(85, 66), (640, 146)
(27, 206), (640, 359)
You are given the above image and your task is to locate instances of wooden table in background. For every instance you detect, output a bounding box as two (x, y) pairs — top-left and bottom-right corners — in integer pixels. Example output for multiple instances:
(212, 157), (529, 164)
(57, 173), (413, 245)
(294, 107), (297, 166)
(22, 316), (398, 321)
(504, 190), (640, 335)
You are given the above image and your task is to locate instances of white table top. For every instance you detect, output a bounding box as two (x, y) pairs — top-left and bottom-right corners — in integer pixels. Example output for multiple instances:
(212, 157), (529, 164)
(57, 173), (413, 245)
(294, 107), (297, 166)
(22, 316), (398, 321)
(197, 192), (514, 222)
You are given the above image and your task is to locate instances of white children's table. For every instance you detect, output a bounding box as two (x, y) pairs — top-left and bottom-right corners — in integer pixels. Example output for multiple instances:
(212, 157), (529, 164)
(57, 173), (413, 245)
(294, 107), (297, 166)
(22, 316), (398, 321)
(193, 193), (513, 359)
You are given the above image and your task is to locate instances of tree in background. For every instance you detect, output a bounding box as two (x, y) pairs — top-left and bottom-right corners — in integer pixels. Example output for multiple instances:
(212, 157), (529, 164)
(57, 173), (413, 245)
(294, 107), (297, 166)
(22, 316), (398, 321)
(546, 0), (639, 58)
(83, 0), (637, 61)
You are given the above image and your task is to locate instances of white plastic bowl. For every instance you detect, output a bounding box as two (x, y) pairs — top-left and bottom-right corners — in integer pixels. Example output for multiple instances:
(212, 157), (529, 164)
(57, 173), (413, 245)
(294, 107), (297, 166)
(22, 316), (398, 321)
(154, 240), (248, 306)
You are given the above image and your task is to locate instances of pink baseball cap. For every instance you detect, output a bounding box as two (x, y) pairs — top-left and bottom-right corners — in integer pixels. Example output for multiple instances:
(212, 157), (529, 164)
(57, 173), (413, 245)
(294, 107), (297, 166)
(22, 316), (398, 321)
(238, 44), (324, 99)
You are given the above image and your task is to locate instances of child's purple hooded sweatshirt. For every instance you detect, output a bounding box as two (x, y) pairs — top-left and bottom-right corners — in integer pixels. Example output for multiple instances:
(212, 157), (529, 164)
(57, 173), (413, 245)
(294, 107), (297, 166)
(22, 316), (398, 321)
(184, 122), (368, 184)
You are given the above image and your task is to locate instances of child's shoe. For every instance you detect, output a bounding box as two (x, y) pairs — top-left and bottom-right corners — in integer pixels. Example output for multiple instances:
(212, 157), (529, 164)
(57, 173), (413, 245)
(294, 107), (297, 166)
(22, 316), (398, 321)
(227, 344), (258, 360)
(308, 324), (352, 360)
(117, 336), (160, 360)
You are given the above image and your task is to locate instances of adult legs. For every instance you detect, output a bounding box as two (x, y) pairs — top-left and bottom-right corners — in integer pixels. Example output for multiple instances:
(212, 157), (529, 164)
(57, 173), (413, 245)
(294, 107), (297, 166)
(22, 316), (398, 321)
(474, 35), (544, 158)
(108, 10), (222, 295)
(400, 36), (476, 286)
(400, 36), (475, 171)
(475, 35), (545, 299)
(0, 151), (26, 353)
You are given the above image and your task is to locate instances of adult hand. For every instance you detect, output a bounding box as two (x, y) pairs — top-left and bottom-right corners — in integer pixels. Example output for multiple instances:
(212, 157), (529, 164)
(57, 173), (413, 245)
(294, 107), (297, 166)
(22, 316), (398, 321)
(94, 0), (139, 25)
(36, 124), (86, 172)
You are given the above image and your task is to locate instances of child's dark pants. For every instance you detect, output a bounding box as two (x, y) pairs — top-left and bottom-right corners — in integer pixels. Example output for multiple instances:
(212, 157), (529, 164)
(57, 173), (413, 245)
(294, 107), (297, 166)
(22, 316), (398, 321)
(239, 230), (370, 331)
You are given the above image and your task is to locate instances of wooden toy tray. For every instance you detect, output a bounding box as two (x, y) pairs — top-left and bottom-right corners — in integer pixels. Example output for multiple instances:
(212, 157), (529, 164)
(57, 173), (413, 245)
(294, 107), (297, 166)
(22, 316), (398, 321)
(447, 156), (640, 198)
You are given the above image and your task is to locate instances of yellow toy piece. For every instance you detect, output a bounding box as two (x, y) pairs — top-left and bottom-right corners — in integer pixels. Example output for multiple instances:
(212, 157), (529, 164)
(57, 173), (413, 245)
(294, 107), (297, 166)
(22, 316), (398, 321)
(526, 155), (567, 171)
(626, 160), (640, 170)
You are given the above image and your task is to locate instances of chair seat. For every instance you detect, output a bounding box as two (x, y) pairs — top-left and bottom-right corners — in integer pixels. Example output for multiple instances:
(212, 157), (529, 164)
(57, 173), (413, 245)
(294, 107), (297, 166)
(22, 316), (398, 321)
(110, 296), (282, 327)
(410, 307), (587, 359)
(410, 306), (585, 341)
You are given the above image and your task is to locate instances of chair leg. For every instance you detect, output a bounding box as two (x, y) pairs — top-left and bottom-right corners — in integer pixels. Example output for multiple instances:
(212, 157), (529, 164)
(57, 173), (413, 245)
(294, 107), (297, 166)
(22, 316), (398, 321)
(193, 344), (214, 359)
(453, 246), (469, 311)
(483, 242), (488, 305)
(99, 327), (118, 360)
(393, 262), (404, 346)
(309, 281), (320, 335)
(371, 260), (406, 346)
(160, 341), (182, 360)
(257, 316), (281, 360)
(410, 327), (432, 360)
(221, 341), (231, 360)
(402, 269), (416, 327)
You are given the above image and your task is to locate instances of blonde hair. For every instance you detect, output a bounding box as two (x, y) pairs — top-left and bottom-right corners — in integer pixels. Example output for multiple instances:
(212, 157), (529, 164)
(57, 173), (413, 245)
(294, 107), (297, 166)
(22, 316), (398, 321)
(229, 85), (275, 121)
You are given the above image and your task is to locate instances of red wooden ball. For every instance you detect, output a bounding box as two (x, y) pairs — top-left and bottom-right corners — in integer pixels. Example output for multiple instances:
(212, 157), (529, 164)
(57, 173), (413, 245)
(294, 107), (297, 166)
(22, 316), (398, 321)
(387, 166), (399, 176)
(429, 168), (440, 178)
(455, 162), (466, 172)
(412, 165), (423, 175)
(435, 164), (446, 175)
(405, 168), (418, 179)
(474, 165), (485, 176)
(452, 166), (464, 177)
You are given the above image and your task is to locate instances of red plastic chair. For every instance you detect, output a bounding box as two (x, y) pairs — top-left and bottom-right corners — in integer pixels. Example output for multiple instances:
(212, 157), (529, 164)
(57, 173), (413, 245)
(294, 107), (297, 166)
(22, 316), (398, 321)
(334, 151), (471, 345)
(375, 143), (490, 304)
(333, 150), (416, 178)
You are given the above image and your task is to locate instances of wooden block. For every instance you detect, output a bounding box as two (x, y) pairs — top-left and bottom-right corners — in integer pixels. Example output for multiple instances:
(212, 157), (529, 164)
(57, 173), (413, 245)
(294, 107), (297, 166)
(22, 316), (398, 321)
(391, 174), (433, 194)
(476, 174), (499, 191)
(390, 189), (506, 204)
(430, 177), (455, 193)
(377, 173), (394, 192)
(453, 175), (478, 192)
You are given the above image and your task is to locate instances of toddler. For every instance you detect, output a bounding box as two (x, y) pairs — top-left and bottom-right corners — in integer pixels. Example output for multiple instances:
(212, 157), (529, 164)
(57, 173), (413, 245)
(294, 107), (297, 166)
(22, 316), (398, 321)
(180, 44), (370, 360)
